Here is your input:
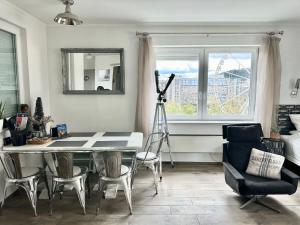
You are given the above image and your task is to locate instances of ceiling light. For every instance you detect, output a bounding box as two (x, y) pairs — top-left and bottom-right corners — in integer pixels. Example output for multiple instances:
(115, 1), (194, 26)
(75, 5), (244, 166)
(54, 0), (83, 25)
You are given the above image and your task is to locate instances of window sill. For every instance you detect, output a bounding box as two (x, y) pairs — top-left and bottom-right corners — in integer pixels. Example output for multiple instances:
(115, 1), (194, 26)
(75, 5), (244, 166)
(168, 120), (255, 124)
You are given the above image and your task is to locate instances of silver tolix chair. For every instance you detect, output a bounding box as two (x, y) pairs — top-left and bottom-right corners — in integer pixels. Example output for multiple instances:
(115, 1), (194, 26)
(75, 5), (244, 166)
(134, 132), (165, 194)
(0, 152), (41, 216)
(44, 152), (88, 215)
(93, 151), (133, 215)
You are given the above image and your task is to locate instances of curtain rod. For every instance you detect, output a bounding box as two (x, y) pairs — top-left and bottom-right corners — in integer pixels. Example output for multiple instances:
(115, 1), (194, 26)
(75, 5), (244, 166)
(136, 31), (284, 36)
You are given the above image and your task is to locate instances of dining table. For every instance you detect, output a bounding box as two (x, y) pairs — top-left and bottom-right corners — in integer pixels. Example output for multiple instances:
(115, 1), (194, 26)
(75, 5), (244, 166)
(1, 131), (143, 199)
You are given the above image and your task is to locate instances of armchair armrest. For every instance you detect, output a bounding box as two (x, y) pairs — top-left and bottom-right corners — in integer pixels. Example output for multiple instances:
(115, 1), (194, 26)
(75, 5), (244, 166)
(281, 167), (299, 187)
(223, 162), (244, 181)
(223, 162), (245, 194)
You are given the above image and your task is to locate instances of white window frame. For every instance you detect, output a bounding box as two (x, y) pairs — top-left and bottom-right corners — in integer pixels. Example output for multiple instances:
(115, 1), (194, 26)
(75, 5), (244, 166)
(0, 19), (28, 108)
(155, 46), (258, 121)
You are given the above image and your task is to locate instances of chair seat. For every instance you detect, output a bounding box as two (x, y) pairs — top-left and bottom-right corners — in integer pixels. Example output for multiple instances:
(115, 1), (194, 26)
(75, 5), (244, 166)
(48, 166), (82, 177)
(21, 167), (40, 178)
(136, 152), (157, 161)
(121, 165), (129, 175)
(241, 172), (297, 195)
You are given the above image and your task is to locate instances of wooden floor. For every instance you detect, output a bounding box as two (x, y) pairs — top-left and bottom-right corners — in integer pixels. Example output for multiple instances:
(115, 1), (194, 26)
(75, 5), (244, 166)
(1, 163), (300, 225)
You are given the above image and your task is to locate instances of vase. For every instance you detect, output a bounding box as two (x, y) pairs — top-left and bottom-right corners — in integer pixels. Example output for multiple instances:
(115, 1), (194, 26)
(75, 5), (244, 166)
(270, 131), (281, 140)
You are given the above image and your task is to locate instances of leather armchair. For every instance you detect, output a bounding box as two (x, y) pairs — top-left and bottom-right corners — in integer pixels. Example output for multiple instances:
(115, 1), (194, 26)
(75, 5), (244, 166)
(222, 123), (299, 212)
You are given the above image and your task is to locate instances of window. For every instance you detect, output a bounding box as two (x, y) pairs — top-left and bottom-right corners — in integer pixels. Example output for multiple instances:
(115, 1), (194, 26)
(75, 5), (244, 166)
(0, 29), (19, 117)
(156, 47), (257, 121)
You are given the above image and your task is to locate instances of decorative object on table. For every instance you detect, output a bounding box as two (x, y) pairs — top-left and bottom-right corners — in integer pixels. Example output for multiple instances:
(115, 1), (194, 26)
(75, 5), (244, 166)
(7, 115), (30, 146)
(50, 124), (68, 139)
(0, 101), (5, 133)
(262, 138), (285, 156)
(32, 97), (53, 138)
(57, 123), (68, 138)
(27, 137), (52, 145)
(270, 126), (281, 139)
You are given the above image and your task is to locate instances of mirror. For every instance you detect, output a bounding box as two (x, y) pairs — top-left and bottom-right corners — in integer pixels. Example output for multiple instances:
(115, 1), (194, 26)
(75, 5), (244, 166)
(62, 48), (125, 94)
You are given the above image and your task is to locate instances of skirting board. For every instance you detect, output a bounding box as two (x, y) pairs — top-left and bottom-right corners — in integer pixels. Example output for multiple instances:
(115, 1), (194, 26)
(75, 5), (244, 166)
(161, 152), (222, 162)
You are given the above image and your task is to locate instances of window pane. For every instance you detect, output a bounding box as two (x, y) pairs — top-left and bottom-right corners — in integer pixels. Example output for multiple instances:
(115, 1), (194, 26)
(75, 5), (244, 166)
(0, 29), (18, 117)
(156, 59), (198, 119)
(206, 52), (254, 118)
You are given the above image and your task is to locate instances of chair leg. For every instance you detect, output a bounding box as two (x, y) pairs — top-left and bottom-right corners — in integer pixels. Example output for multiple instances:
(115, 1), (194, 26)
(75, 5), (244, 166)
(96, 179), (104, 215)
(50, 180), (57, 216)
(149, 164), (158, 194)
(240, 196), (257, 209)
(159, 154), (162, 181)
(86, 172), (92, 199)
(0, 182), (9, 215)
(240, 196), (280, 213)
(256, 198), (281, 213)
(44, 172), (51, 200)
(122, 176), (132, 214)
(74, 178), (86, 215)
(24, 178), (38, 217)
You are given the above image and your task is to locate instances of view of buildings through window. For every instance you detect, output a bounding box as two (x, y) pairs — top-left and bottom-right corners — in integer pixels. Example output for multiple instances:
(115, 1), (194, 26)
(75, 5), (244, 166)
(156, 48), (257, 120)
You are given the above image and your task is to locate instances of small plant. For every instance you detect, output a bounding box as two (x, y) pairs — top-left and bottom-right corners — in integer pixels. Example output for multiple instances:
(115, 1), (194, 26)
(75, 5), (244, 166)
(0, 101), (5, 119)
(271, 126), (280, 133)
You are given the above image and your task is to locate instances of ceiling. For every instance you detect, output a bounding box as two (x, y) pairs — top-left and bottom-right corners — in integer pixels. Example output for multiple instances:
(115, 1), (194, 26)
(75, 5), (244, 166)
(7, 0), (300, 25)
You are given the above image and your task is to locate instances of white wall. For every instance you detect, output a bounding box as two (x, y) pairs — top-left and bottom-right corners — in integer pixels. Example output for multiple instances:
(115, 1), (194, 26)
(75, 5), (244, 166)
(47, 25), (138, 132)
(0, 0), (49, 201)
(47, 24), (300, 162)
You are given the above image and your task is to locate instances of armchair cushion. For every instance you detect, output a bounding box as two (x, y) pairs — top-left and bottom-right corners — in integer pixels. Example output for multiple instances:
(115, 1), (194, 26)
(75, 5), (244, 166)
(241, 172), (297, 195)
(227, 142), (266, 172)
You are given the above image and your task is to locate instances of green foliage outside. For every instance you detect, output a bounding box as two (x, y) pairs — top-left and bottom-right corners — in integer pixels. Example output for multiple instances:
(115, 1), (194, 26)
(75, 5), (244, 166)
(207, 96), (248, 115)
(165, 101), (197, 116)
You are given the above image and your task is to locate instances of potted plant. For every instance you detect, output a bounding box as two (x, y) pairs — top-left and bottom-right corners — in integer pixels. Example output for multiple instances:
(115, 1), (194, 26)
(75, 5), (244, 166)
(0, 101), (5, 133)
(270, 126), (281, 140)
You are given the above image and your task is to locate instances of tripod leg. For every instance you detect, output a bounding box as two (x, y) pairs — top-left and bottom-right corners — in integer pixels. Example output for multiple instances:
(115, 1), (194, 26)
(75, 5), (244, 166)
(165, 135), (174, 168)
(161, 105), (174, 168)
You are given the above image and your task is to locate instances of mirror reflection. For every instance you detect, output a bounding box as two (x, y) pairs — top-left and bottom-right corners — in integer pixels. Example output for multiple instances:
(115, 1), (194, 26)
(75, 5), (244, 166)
(62, 49), (124, 94)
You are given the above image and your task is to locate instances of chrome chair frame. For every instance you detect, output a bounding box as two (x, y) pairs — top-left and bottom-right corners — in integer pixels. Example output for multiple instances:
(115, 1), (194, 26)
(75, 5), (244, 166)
(134, 132), (165, 194)
(93, 152), (133, 215)
(44, 153), (88, 215)
(0, 152), (41, 217)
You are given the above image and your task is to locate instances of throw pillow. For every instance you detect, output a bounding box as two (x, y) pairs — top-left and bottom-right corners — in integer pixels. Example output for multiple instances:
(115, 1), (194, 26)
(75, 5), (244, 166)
(290, 114), (300, 131)
(246, 148), (285, 180)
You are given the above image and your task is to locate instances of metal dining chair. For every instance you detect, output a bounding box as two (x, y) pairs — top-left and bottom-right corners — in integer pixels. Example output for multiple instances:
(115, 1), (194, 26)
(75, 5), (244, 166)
(0, 152), (41, 216)
(44, 152), (88, 215)
(134, 132), (165, 194)
(93, 151), (133, 215)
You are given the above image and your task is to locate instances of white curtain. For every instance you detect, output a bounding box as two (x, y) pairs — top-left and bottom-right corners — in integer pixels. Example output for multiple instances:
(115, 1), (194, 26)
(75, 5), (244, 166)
(135, 35), (156, 136)
(255, 36), (282, 137)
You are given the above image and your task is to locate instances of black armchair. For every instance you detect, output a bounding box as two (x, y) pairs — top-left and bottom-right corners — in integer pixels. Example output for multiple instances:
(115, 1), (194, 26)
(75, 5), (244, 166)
(223, 123), (299, 213)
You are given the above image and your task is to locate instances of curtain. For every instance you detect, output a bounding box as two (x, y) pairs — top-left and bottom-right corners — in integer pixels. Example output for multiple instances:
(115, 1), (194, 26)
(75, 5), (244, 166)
(135, 35), (156, 136)
(255, 36), (282, 137)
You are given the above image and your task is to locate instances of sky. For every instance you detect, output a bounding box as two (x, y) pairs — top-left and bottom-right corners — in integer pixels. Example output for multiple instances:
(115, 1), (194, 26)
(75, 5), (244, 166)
(156, 53), (252, 78)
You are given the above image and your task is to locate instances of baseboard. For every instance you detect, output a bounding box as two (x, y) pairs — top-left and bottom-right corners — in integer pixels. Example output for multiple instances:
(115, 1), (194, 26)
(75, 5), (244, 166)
(161, 152), (222, 162)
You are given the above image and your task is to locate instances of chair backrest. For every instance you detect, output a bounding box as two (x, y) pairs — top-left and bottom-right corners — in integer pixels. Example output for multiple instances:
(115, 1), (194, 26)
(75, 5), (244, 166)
(44, 152), (74, 179)
(0, 152), (22, 179)
(222, 124), (266, 172)
(143, 132), (165, 159)
(93, 152), (123, 178)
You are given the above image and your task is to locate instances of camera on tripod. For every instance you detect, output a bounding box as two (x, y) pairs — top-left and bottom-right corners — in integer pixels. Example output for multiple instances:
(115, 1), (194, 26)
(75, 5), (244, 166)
(155, 70), (175, 103)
